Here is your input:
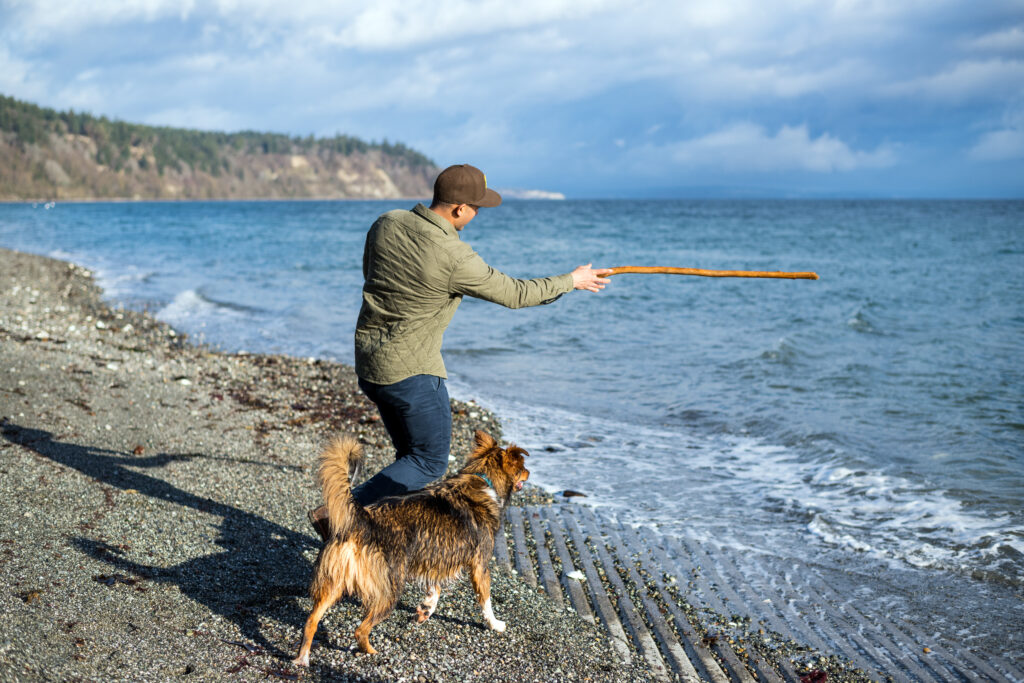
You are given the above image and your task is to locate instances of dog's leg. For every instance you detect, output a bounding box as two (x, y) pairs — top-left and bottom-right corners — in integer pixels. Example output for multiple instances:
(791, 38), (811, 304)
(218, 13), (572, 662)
(470, 562), (505, 632)
(416, 584), (441, 623)
(292, 585), (341, 667)
(353, 600), (393, 654)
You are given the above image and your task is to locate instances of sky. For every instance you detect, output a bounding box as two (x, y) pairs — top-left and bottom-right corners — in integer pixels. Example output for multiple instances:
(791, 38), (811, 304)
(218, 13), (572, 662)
(1, 0), (1022, 198)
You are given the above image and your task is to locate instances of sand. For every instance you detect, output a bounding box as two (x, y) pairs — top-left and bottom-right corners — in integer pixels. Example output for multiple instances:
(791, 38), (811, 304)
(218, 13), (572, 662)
(0, 247), (654, 682)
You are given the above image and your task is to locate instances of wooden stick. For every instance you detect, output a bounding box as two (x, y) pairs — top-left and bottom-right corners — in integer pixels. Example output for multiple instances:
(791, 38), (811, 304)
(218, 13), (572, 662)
(605, 266), (819, 280)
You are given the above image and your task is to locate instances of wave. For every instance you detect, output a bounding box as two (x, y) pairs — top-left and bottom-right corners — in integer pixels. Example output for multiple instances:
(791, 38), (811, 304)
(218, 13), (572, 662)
(846, 307), (882, 335)
(460, 389), (1024, 585)
(156, 288), (263, 324)
(753, 336), (808, 367)
(48, 250), (160, 300)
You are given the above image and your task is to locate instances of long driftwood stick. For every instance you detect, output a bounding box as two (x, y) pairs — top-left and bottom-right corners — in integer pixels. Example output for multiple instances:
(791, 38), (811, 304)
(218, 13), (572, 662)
(605, 266), (819, 280)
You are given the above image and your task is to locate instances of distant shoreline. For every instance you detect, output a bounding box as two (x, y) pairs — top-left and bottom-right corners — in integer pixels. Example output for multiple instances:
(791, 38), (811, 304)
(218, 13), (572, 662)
(0, 194), (578, 204)
(5, 196), (1023, 204)
(0, 195), (431, 205)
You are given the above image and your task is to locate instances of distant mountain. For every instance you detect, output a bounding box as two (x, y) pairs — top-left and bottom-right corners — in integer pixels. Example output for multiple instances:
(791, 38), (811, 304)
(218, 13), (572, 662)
(0, 94), (438, 201)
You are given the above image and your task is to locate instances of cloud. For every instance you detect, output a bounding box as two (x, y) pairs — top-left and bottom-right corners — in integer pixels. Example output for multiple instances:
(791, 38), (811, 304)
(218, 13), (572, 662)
(3, 0), (616, 50)
(885, 59), (1024, 103)
(2, 0), (195, 42)
(969, 109), (1024, 161)
(3, 0), (1012, 121)
(1, 0), (1021, 196)
(664, 123), (898, 173)
(0, 45), (35, 95)
(969, 128), (1024, 161)
(682, 58), (876, 101)
(141, 105), (247, 132)
(318, 0), (617, 50)
(964, 25), (1024, 52)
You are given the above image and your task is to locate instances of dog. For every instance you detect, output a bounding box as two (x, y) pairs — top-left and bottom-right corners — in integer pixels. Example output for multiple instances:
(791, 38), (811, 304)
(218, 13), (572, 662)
(292, 430), (530, 665)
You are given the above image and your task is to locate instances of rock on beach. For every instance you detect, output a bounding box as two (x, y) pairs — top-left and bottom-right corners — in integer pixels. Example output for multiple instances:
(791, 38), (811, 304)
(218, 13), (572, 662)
(0, 247), (653, 682)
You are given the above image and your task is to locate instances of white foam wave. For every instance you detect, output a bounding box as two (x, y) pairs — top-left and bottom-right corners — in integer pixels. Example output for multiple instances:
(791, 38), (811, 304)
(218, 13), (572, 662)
(156, 288), (257, 329)
(53, 251), (157, 300)
(47, 248), (79, 261)
(158, 289), (217, 322)
(95, 266), (158, 296)
(454, 385), (1023, 581)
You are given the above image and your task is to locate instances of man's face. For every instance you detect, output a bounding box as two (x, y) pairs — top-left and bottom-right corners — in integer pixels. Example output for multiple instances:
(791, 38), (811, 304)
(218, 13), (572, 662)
(451, 204), (478, 231)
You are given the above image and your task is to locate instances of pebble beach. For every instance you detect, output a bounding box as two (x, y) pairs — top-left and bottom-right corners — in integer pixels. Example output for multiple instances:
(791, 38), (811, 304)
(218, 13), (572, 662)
(0, 247), (656, 682)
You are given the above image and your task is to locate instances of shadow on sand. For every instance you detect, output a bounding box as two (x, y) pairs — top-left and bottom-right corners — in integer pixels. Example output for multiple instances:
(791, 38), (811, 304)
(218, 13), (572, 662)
(1, 421), (325, 659)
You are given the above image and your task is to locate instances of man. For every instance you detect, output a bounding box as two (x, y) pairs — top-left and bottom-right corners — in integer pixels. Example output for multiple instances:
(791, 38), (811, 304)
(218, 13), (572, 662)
(309, 164), (610, 538)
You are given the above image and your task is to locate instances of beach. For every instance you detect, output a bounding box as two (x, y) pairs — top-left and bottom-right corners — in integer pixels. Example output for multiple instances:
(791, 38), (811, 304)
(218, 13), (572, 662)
(0, 247), (655, 682)
(2, 193), (1022, 681)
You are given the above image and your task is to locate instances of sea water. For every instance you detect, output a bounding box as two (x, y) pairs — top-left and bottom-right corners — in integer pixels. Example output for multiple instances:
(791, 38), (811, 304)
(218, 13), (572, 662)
(2, 199), (1022, 654)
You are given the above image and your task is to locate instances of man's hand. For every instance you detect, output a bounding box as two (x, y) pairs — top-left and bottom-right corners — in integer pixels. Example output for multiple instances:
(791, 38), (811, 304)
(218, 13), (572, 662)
(571, 264), (613, 292)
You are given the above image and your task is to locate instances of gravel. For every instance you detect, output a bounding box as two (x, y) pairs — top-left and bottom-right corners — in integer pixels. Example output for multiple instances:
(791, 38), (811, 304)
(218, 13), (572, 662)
(0, 247), (650, 682)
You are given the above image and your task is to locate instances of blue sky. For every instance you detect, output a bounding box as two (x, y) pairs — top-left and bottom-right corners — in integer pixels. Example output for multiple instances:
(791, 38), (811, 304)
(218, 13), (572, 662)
(1, 0), (1022, 198)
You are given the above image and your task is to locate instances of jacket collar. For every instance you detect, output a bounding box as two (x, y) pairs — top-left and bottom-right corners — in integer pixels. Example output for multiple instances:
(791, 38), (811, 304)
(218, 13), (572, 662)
(413, 203), (458, 238)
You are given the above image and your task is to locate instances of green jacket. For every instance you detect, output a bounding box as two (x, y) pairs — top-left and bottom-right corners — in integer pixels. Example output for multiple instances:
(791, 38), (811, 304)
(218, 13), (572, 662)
(354, 204), (574, 384)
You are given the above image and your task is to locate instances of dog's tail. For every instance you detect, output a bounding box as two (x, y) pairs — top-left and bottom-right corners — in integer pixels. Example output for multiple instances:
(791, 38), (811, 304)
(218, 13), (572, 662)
(318, 436), (364, 538)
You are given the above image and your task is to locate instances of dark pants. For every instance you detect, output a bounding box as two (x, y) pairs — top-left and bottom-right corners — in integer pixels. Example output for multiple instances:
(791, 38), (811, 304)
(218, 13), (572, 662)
(352, 374), (451, 506)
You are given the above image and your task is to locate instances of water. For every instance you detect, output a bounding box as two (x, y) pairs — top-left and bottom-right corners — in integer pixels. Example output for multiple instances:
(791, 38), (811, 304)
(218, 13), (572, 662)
(2, 199), (1022, 652)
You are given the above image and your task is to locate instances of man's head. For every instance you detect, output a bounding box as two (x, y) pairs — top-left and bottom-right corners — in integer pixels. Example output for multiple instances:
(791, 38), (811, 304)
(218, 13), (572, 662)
(430, 164), (501, 231)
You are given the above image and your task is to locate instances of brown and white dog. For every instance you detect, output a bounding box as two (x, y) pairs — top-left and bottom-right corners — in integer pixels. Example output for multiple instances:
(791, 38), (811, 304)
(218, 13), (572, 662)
(292, 430), (529, 665)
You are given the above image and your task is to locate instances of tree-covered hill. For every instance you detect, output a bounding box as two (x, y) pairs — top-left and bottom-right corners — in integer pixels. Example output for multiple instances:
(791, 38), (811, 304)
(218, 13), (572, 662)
(0, 94), (438, 201)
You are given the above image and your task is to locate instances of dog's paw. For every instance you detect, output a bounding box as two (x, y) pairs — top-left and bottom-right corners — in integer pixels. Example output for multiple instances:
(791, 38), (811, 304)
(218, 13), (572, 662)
(291, 654), (310, 667)
(486, 618), (506, 633)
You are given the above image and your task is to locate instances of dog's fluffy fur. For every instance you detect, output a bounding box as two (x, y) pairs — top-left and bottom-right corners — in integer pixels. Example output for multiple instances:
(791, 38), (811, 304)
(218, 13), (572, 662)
(292, 430), (529, 665)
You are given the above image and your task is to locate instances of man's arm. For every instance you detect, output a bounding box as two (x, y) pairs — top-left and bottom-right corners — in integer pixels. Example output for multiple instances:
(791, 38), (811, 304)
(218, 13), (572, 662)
(449, 253), (610, 308)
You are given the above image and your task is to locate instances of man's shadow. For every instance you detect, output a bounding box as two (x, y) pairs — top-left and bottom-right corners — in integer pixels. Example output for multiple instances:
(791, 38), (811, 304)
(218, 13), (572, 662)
(1, 421), (326, 658)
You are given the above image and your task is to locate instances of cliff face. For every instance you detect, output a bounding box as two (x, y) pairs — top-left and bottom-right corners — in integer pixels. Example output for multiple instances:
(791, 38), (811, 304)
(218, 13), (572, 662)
(0, 95), (438, 201)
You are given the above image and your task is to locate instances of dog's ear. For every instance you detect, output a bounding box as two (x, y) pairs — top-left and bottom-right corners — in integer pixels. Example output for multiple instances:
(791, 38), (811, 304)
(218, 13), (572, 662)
(505, 445), (528, 459)
(501, 445), (528, 467)
(474, 430), (496, 451)
(501, 445), (529, 482)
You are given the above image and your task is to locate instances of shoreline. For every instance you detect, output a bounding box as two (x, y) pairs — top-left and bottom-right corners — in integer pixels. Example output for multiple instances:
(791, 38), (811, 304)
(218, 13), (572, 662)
(4, 247), (1018, 682)
(5, 197), (1024, 205)
(0, 196), (432, 205)
(0, 247), (650, 681)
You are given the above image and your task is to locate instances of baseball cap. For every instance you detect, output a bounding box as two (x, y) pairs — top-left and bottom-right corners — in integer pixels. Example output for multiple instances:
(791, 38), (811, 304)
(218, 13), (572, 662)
(432, 164), (502, 208)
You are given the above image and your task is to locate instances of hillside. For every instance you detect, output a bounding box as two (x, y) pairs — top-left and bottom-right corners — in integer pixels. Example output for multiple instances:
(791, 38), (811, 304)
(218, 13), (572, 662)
(0, 95), (438, 201)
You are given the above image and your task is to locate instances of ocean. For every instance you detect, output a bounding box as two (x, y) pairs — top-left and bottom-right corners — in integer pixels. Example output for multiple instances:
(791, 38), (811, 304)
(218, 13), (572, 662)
(2, 199), (1022, 656)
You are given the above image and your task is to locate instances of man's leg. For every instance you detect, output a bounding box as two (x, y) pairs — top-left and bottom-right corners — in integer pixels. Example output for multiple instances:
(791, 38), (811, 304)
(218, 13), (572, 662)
(351, 374), (451, 506)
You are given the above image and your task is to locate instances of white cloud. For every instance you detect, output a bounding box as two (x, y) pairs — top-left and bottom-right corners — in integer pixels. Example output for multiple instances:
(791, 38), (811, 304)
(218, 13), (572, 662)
(969, 128), (1024, 161)
(2, 0), (1005, 121)
(969, 109), (1024, 161)
(141, 105), (247, 132)
(1, 0), (1021, 196)
(964, 25), (1024, 53)
(319, 0), (616, 50)
(885, 59), (1024, 103)
(664, 122), (897, 173)
(3, 0), (195, 41)
(4, 0), (615, 50)
(0, 45), (36, 95)
(683, 58), (876, 101)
